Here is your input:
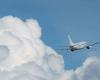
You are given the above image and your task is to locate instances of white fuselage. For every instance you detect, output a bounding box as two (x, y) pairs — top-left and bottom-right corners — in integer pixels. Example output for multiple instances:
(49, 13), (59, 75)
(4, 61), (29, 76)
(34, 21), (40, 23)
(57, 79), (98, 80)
(69, 41), (88, 51)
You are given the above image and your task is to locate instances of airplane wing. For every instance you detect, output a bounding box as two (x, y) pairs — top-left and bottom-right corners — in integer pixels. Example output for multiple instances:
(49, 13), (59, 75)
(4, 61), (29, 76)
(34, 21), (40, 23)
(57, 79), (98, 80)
(55, 47), (70, 51)
(90, 42), (100, 46)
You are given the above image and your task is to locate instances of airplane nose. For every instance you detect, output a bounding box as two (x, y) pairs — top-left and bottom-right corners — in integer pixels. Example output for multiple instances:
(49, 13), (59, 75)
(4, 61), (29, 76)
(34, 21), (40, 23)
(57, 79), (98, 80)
(0, 45), (9, 62)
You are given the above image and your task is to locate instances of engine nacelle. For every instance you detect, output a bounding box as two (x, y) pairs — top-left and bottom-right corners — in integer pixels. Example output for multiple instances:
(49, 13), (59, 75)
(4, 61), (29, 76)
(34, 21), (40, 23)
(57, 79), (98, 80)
(86, 46), (91, 49)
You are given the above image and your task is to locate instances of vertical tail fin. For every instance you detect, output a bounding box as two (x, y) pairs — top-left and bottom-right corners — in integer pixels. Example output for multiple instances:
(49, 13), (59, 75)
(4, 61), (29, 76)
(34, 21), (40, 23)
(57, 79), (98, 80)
(68, 35), (74, 45)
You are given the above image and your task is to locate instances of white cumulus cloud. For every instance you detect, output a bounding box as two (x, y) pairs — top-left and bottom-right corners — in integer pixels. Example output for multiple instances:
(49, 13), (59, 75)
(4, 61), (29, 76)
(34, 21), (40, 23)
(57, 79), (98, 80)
(0, 16), (99, 80)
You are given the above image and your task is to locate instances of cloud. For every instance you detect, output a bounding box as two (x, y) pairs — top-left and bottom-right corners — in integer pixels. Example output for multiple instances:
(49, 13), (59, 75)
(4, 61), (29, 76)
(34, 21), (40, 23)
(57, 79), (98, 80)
(75, 56), (100, 80)
(0, 16), (100, 80)
(58, 55), (100, 80)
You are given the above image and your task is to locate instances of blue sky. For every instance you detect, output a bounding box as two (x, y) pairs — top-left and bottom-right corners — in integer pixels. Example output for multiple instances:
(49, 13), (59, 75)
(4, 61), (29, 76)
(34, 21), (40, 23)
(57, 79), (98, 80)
(0, 0), (100, 69)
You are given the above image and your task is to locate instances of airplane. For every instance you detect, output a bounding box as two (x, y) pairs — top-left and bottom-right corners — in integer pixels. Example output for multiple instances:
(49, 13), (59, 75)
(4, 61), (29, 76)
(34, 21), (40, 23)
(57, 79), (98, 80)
(63, 35), (100, 52)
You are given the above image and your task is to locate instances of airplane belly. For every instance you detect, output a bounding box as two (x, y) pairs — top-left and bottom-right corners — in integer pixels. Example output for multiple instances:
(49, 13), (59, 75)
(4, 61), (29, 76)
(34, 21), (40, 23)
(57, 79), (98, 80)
(74, 45), (86, 49)
(70, 46), (79, 51)
(70, 44), (87, 51)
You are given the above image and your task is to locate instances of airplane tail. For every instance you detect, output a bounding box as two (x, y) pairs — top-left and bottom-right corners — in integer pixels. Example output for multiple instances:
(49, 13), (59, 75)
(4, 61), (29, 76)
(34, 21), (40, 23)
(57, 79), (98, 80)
(68, 35), (74, 45)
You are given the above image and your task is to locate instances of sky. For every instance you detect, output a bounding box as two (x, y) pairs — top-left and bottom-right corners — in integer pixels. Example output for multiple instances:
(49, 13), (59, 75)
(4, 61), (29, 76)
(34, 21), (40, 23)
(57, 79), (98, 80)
(0, 0), (100, 70)
(0, 0), (100, 80)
